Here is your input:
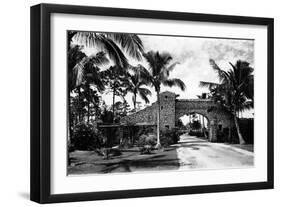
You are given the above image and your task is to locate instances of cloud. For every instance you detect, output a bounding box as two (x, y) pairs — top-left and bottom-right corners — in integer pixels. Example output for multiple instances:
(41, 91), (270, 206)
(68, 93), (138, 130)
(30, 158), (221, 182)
(136, 35), (254, 100)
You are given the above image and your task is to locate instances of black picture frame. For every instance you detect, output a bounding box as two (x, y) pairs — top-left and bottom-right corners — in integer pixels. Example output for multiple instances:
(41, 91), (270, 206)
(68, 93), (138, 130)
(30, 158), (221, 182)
(30, 3), (274, 204)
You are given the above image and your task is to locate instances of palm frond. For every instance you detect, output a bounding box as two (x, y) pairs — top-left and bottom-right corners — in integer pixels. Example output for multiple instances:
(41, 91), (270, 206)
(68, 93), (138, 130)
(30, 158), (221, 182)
(67, 31), (78, 48)
(129, 64), (153, 85)
(74, 32), (129, 68)
(143, 51), (173, 77)
(138, 87), (151, 103)
(68, 45), (86, 69)
(107, 33), (144, 60)
(159, 52), (173, 66)
(166, 62), (179, 72)
(98, 35), (129, 68)
(138, 87), (152, 96)
(163, 78), (186, 91)
(90, 51), (109, 66)
(74, 32), (100, 48)
(209, 59), (229, 83)
(238, 99), (253, 112)
(72, 56), (90, 87)
(162, 62), (180, 77)
(199, 81), (220, 89)
(143, 51), (158, 75)
(132, 95), (136, 106)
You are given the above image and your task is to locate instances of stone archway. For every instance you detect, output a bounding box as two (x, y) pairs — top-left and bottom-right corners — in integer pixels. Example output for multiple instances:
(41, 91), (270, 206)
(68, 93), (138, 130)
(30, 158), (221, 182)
(175, 99), (233, 142)
(120, 91), (234, 143)
(177, 112), (210, 139)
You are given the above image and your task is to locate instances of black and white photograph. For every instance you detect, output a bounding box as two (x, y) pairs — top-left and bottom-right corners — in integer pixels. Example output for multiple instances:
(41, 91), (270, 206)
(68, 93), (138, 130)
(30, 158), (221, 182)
(67, 31), (254, 175)
(28, 2), (273, 204)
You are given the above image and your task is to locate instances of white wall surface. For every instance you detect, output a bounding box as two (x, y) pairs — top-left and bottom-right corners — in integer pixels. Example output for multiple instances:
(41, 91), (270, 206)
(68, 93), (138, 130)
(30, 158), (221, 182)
(0, 0), (279, 206)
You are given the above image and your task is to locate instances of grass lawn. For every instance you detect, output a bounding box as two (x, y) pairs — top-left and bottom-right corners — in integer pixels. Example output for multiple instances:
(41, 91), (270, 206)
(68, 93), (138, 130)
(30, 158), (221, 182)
(68, 147), (180, 175)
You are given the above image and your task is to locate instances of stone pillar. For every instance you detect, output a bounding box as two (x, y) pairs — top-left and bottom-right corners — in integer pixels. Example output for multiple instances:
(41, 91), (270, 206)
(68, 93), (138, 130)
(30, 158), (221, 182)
(209, 119), (218, 142)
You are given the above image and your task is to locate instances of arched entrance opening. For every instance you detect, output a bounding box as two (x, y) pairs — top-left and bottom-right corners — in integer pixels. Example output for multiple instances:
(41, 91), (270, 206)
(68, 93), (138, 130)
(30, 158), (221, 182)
(176, 112), (209, 140)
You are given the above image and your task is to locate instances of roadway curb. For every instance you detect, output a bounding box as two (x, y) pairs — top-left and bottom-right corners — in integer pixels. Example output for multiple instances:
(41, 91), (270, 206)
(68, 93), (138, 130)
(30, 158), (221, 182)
(215, 143), (254, 156)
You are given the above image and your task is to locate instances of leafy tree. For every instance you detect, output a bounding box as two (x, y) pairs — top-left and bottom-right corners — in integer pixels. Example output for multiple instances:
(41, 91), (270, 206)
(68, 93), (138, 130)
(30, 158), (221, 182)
(100, 107), (114, 124)
(190, 120), (202, 130)
(200, 59), (254, 144)
(113, 101), (131, 122)
(103, 65), (129, 123)
(67, 46), (87, 155)
(81, 86), (101, 124)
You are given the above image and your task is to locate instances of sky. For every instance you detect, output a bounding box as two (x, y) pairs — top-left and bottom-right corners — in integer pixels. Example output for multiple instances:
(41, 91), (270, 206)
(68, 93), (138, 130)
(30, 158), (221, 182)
(75, 33), (254, 118)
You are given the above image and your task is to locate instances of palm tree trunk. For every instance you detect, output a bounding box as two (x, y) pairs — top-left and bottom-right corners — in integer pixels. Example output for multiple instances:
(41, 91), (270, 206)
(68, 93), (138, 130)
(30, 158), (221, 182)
(112, 87), (116, 123)
(234, 114), (246, 144)
(199, 114), (203, 132)
(67, 34), (75, 166)
(155, 90), (161, 149)
(228, 126), (232, 143)
(86, 85), (90, 124)
(202, 116), (206, 138)
(133, 92), (137, 111)
(77, 86), (82, 122)
(67, 87), (72, 166)
(87, 101), (90, 124)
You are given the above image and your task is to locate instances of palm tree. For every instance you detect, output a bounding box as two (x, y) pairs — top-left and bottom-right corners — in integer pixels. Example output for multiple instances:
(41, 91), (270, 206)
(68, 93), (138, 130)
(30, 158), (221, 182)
(142, 51), (186, 148)
(72, 51), (109, 89)
(126, 65), (152, 111)
(72, 51), (109, 122)
(68, 31), (145, 122)
(69, 31), (144, 69)
(81, 52), (109, 123)
(200, 59), (254, 144)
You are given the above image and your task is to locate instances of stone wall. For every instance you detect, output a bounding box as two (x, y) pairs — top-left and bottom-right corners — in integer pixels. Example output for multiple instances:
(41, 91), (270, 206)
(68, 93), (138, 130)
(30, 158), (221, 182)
(120, 103), (157, 125)
(120, 91), (176, 130)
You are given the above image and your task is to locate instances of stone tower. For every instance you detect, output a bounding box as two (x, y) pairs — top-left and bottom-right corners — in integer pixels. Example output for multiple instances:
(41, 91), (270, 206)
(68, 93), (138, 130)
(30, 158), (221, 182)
(158, 91), (176, 130)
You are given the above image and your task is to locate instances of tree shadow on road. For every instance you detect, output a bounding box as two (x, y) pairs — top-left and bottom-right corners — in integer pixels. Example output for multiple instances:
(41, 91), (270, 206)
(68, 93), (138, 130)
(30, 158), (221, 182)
(98, 152), (181, 173)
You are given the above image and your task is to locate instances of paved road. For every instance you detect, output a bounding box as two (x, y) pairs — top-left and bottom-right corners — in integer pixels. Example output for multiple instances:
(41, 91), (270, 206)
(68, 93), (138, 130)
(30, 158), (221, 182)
(174, 134), (254, 170)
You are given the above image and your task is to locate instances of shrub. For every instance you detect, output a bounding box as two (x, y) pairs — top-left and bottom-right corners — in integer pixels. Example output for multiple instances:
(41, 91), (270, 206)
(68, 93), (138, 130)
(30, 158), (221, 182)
(71, 122), (104, 150)
(140, 145), (153, 154)
(160, 128), (180, 147)
(239, 118), (254, 144)
(122, 125), (155, 147)
(68, 140), (75, 152)
(228, 118), (254, 144)
(137, 134), (157, 147)
(102, 127), (119, 147)
(189, 130), (204, 137)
